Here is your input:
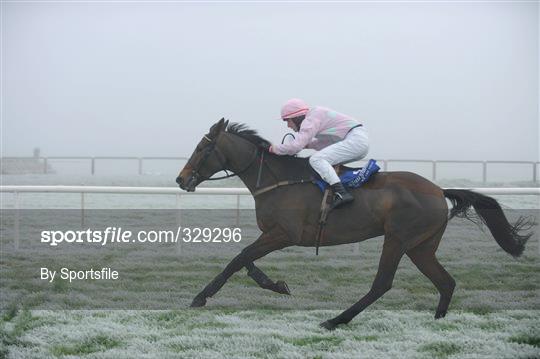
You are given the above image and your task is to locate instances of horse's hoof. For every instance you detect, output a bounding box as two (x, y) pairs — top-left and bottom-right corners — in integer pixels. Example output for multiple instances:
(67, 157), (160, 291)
(190, 295), (207, 308)
(320, 320), (338, 331)
(435, 310), (447, 319)
(275, 281), (291, 295)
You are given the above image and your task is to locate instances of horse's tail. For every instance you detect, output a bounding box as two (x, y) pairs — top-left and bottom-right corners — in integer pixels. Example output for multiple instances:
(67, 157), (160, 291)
(443, 189), (533, 257)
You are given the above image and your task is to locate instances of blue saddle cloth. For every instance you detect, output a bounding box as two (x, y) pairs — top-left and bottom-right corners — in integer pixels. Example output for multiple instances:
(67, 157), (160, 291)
(315, 159), (380, 192)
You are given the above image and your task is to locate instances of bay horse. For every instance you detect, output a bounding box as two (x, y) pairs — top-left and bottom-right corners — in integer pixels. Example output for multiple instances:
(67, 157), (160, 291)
(176, 118), (532, 330)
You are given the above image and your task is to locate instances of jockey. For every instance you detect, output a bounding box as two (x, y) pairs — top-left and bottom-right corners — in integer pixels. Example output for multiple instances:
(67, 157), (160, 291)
(269, 98), (369, 209)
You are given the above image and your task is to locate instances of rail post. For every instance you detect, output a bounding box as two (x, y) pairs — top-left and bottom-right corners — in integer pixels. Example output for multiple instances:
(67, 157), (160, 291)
(533, 162), (538, 183)
(91, 158), (95, 175)
(43, 157), (48, 174)
(81, 191), (85, 229)
(432, 160), (437, 181)
(14, 191), (20, 250)
(138, 158), (143, 175)
(236, 195), (240, 227)
(176, 193), (182, 254)
(482, 161), (487, 184)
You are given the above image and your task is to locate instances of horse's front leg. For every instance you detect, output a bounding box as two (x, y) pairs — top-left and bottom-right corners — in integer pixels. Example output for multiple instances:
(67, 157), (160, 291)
(246, 262), (291, 295)
(191, 228), (289, 307)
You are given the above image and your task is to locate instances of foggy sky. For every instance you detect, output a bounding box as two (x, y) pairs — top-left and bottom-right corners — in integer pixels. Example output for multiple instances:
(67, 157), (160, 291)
(2, 1), (538, 161)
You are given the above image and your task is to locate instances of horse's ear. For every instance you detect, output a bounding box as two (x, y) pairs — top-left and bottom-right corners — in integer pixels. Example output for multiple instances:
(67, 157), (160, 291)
(216, 118), (229, 133)
(209, 118), (226, 136)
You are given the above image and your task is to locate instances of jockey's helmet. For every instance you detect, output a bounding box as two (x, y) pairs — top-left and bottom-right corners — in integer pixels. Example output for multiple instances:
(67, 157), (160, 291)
(280, 98), (309, 120)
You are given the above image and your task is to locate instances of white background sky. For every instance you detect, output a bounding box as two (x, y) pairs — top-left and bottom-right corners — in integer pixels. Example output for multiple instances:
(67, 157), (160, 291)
(1, 1), (538, 161)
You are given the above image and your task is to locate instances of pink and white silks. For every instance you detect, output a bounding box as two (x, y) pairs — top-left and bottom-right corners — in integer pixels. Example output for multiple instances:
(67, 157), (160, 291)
(271, 103), (369, 185)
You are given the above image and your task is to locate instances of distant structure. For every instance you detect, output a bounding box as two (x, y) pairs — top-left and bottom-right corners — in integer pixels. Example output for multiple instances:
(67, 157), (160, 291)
(1, 147), (55, 174)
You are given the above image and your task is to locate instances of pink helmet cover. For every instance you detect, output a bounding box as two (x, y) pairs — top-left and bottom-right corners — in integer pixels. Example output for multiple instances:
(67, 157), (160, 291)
(280, 98), (309, 120)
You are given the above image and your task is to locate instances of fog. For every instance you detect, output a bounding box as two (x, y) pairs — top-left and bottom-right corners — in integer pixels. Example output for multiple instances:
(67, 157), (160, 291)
(2, 2), (538, 161)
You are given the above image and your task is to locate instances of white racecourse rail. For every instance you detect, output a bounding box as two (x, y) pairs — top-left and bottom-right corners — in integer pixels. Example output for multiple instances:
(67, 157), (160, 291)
(2, 157), (538, 182)
(1, 186), (539, 249)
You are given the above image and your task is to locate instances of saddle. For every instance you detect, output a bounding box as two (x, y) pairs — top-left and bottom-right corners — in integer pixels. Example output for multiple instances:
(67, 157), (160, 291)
(314, 159), (380, 192)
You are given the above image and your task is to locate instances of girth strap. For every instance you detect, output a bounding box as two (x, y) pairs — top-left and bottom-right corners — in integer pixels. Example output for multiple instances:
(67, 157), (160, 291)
(315, 188), (332, 255)
(251, 175), (334, 256)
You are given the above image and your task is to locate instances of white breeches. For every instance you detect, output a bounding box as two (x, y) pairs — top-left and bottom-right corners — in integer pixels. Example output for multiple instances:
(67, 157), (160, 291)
(309, 127), (369, 185)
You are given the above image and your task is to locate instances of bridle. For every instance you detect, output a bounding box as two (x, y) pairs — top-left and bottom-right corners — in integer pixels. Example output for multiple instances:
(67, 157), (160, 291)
(187, 133), (259, 183)
(187, 131), (310, 196)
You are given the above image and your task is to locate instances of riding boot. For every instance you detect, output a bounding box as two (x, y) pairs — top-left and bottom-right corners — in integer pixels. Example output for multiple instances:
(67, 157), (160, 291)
(330, 182), (354, 209)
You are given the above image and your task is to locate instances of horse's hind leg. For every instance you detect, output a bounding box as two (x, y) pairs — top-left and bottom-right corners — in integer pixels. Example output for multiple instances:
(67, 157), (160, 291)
(406, 225), (456, 319)
(246, 262), (291, 295)
(320, 236), (405, 330)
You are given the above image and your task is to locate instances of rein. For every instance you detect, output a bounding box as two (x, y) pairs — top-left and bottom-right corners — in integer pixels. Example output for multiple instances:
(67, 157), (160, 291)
(252, 179), (313, 197)
(252, 132), (313, 196)
(191, 132), (314, 196)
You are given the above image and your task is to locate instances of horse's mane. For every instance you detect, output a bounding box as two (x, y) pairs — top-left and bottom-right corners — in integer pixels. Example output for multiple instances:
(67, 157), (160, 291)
(225, 122), (315, 178)
(226, 122), (270, 148)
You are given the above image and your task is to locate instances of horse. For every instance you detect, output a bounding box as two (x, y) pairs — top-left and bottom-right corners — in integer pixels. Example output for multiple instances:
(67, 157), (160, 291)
(176, 118), (532, 330)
